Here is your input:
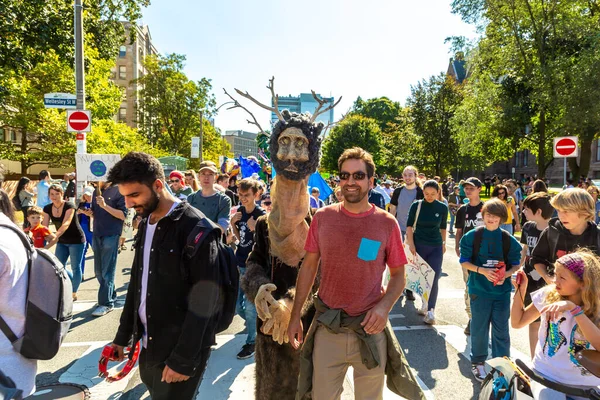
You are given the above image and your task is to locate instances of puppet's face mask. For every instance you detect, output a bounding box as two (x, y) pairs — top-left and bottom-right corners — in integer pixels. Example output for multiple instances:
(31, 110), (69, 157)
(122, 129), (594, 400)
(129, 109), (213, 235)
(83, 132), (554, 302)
(276, 127), (309, 174)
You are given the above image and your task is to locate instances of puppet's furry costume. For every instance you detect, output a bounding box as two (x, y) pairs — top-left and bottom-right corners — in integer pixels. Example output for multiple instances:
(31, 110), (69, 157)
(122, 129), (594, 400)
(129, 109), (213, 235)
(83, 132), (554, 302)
(241, 111), (323, 400)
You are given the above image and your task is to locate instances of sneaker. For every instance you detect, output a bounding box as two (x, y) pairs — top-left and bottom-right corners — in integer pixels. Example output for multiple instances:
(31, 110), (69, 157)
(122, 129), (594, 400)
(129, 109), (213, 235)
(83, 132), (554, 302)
(424, 310), (435, 325)
(464, 320), (471, 335)
(417, 301), (428, 316)
(471, 363), (486, 382)
(92, 305), (114, 317)
(236, 343), (255, 359)
(405, 290), (416, 301)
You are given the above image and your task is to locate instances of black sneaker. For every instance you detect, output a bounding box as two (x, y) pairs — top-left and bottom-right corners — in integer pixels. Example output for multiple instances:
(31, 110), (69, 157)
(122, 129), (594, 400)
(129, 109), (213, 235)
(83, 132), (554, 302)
(236, 343), (255, 360)
(405, 290), (416, 301)
(464, 319), (471, 335)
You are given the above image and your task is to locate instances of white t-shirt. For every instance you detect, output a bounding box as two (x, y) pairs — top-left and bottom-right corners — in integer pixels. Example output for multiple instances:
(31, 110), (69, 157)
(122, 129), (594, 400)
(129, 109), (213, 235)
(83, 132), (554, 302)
(0, 213), (37, 396)
(531, 286), (600, 387)
(138, 200), (180, 348)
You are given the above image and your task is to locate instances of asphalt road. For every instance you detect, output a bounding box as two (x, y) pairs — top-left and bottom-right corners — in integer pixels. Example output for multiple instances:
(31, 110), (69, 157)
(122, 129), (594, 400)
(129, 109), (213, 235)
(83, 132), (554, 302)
(33, 234), (532, 400)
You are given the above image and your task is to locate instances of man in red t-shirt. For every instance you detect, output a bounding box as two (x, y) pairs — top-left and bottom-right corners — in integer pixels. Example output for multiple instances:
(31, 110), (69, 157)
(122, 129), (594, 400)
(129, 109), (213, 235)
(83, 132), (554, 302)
(288, 147), (408, 399)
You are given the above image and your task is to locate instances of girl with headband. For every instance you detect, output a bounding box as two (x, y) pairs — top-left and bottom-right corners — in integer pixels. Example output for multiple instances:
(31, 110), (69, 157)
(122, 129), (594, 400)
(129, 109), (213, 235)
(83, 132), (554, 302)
(511, 249), (600, 399)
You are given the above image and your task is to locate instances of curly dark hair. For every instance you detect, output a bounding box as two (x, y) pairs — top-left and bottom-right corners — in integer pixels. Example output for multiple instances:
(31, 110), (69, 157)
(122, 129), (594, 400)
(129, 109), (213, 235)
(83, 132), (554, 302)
(270, 110), (323, 180)
(107, 152), (165, 187)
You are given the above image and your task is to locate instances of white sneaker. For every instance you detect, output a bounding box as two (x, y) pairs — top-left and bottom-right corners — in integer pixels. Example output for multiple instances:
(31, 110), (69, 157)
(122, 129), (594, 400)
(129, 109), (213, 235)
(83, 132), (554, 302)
(92, 305), (114, 317)
(424, 310), (435, 325)
(417, 301), (428, 316)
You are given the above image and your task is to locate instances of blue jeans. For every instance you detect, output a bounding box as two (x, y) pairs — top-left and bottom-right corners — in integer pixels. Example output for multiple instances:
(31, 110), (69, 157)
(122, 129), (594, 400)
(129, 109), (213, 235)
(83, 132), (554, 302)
(236, 267), (257, 345)
(93, 234), (120, 307)
(500, 224), (513, 234)
(449, 212), (456, 232)
(415, 243), (444, 310)
(469, 293), (511, 363)
(55, 242), (85, 293)
(80, 224), (93, 276)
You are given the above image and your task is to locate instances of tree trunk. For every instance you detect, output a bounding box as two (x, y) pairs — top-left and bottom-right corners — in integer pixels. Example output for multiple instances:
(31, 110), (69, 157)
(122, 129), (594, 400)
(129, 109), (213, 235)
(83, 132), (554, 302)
(19, 127), (28, 175)
(568, 136), (594, 179)
(537, 110), (547, 178)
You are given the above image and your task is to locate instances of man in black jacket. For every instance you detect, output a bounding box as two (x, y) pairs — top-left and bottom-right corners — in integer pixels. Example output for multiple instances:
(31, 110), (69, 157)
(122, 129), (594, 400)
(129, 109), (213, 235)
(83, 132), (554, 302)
(105, 152), (221, 400)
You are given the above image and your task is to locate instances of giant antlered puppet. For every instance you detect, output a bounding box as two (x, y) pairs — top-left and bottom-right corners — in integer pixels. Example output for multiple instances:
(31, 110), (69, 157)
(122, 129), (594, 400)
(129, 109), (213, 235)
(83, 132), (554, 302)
(224, 78), (340, 399)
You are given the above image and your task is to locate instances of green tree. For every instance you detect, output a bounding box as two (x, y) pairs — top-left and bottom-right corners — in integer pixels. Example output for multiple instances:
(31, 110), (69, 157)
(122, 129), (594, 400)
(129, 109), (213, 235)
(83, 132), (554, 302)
(321, 115), (382, 172)
(351, 96), (402, 132)
(0, 46), (134, 172)
(407, 73), (463, 177)
(0, 0), (148, 73)
(87, 119), (166, 158)
(136, 54), (218, 159)
(450, 0), (600, 177)
(379, 108), (423, 176)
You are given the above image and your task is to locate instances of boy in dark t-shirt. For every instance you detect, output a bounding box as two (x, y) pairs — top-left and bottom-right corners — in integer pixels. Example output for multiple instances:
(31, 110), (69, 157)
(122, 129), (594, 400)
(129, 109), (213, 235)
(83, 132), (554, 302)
(231, 178), (266, 359)
(453, 177), (484, 335)
(518, 192), (553, 357)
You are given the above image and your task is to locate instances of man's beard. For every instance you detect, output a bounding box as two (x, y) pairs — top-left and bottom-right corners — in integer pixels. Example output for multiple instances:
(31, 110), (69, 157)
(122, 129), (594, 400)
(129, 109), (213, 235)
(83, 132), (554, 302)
(342, 185), (368, 204)
(137, 189), (160, 218)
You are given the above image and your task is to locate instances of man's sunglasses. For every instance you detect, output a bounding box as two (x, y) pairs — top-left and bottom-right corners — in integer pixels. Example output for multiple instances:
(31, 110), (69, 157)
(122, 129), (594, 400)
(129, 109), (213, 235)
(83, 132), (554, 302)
(263, 201), (272, 206)
(168, 179), (180, 184)
(339, 171), (368, 181)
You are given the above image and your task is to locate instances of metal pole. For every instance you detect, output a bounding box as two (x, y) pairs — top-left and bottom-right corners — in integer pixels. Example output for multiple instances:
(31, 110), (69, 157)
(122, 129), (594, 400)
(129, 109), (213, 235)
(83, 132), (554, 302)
(199, 111), (204, 162)
(564, 157), (567, 188)
(74, 0), (86, 199)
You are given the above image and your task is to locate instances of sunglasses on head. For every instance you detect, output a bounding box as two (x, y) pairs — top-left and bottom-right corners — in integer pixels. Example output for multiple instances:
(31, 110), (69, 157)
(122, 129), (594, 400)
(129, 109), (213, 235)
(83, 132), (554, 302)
(339, 171), (368, 181)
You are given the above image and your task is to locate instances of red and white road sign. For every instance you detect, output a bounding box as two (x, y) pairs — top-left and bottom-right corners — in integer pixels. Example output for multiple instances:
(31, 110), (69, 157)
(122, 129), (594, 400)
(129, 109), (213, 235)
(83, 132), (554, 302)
(553, 136), (578, 158)
(67, 110), (91, 132)
(76, 133), (85, 140)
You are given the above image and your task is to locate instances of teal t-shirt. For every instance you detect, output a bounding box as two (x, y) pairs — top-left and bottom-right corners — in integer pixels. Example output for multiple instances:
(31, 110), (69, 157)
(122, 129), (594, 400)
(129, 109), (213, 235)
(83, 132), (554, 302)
(406, 200), (448, 246)
(459, 227), (522, 298)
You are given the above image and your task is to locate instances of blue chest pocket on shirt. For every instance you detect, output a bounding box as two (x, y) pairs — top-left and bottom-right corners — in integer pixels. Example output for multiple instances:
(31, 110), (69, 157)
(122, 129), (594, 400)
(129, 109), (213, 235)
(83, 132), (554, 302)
(357, 238), (381, 262)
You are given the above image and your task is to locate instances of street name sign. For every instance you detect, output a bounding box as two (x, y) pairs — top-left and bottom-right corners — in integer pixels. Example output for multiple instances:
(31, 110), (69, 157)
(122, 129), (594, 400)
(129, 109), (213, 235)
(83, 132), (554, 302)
(191, 137), (200, 158)
(553, 136), (578, 158)
(44, 93), (76, 109)
(75, 154), (121, 182)
(67, 110), (91, 132)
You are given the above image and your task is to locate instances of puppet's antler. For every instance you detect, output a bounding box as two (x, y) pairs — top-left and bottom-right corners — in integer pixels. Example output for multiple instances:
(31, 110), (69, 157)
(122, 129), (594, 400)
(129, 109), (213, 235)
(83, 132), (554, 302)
(223, 88), (268, 135)
(310, 91), (342, 123)
(234, 76), (285, 122)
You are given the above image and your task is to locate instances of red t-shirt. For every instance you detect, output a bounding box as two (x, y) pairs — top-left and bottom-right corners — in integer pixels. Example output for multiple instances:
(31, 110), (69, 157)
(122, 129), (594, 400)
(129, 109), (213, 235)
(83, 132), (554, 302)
(305, 203), (407, 316)
(29, 224), (52, 248)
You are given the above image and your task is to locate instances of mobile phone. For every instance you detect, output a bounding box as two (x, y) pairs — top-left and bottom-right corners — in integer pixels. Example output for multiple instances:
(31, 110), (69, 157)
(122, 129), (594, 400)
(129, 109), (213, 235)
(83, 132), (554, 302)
(512, 272), (522, 285)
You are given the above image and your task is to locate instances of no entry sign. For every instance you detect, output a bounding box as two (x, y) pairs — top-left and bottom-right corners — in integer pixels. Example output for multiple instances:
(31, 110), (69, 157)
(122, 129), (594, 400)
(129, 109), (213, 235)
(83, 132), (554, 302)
(553, 136), (578, 158)
(67, 110), (91, 132)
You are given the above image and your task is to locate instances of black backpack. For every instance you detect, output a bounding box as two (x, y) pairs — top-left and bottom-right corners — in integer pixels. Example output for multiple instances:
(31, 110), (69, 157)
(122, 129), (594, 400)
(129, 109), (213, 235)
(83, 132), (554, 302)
(471, 226), (512, 265)
(184, 217), (239, 334)
(11, 195), (22, 212)
(0, 222), (73, 360)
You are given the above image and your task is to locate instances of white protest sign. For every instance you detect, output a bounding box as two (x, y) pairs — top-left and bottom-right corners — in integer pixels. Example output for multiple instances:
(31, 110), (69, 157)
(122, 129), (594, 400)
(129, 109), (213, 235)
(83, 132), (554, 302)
(76, 154), (121, 182)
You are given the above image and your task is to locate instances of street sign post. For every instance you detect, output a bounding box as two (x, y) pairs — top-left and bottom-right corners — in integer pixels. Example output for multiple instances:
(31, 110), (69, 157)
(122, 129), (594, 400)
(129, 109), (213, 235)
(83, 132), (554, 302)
(553, 136), (578, 188)
(44, 93), (76, 109)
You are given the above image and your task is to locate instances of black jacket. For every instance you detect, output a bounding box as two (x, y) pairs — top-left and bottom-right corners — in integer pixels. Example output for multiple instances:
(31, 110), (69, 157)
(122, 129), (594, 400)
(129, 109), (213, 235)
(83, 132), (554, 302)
(113, 202), (220, 376)
(530, 218), (600, 271)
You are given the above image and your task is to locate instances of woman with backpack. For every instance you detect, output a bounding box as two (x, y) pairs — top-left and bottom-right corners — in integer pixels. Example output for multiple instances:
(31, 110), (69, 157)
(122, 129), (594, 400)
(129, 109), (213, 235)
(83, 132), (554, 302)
(15, 177), (34, 229)
(405, 180), (449, 324)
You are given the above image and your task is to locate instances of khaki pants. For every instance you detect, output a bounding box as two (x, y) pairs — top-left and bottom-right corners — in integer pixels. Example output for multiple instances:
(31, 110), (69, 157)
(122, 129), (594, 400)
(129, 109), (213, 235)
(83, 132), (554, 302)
(312, 325), (387, 400)
(463, 266), (471, 318)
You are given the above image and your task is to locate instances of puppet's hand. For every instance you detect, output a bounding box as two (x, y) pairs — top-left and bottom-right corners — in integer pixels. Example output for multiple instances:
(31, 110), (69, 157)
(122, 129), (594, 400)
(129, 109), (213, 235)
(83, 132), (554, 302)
(262, 299), (292, 345)
(255, 283), (278, 321)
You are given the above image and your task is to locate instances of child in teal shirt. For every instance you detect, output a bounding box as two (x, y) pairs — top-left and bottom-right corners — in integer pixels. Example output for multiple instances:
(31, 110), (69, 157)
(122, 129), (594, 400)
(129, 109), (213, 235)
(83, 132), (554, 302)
(459, 198), (522, 382)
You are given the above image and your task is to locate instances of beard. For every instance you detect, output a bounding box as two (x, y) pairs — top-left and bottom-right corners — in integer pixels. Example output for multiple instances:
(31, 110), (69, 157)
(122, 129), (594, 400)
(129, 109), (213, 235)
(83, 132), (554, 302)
(136, 189), (160, 218)
(342, 185), (368, 204)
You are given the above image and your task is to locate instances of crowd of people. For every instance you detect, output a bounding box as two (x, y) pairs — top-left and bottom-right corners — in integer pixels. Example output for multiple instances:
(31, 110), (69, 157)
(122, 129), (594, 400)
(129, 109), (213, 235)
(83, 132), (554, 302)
(1, 151), (600, 399)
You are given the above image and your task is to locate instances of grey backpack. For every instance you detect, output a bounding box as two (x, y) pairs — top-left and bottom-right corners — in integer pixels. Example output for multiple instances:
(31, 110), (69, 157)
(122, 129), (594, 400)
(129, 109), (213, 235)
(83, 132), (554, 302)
(0, 222), (73, 360)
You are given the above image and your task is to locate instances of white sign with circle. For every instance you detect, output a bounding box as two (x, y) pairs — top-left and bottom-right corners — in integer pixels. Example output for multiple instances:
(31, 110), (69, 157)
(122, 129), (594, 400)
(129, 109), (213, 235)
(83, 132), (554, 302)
(75, 154), (121, 182)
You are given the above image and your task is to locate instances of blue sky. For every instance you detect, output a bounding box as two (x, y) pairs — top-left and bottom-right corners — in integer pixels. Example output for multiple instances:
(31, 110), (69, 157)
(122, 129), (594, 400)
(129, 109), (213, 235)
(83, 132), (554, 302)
(140, 0), (477, 133)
